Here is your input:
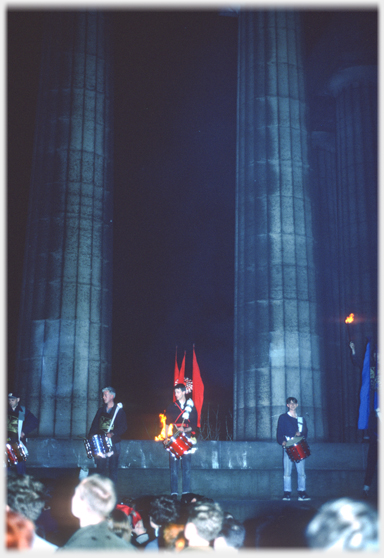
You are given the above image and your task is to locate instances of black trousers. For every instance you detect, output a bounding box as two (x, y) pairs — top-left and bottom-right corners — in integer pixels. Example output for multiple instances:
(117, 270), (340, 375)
(94, 450), (120, 485)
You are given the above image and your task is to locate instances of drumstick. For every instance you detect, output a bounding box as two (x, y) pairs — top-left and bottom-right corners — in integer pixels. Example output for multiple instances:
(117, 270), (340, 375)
(174, 418), (185, 431)
(107, 402), (123, 433)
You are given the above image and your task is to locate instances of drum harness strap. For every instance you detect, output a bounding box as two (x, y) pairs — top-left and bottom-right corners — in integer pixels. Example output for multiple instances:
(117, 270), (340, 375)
(173, 403), (186, 430)
(171, 399), (195, 437)
(172, 399), (196, 432)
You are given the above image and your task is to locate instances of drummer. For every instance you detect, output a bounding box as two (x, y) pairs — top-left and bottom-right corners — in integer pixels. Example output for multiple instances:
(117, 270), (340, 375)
(7, 391), (38, 475)
(164, 382), (198, 502)
(88, 387), (127, 486)
(276, 396), (311, 502)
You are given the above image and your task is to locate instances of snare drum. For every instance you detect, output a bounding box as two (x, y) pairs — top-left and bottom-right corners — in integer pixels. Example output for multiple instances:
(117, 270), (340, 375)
(84, 434), (113, 459)
(6, 442), (28, 466)
(164, 430), (193, 459)
(285, 436), (310, 463)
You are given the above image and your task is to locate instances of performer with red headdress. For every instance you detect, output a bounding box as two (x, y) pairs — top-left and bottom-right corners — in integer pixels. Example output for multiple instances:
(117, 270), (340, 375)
(165, 381), (197, 502)
(164, 346), (204, 502)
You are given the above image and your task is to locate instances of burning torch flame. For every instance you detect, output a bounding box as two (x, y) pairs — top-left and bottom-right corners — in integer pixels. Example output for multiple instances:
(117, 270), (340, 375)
(345, 313), (355, 324)
(155, 414), (173, 441)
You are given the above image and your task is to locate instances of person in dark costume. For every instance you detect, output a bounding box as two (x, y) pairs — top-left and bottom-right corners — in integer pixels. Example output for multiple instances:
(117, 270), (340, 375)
(88, 387), (127, 485)
(7, 392), (38, 475)
(165, 383), (197, 502)
(350, 339), (379, 498)
(363, 408), (379, 499)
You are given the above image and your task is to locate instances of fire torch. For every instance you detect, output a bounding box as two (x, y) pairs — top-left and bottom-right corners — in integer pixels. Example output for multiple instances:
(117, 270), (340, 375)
(345, 313), (355, 342)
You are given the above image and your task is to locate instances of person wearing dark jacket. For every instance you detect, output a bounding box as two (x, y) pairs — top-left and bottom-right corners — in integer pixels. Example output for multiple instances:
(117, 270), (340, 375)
(363, 409), (379, 499)
(88, 387), (127, 485)
(144, 495), (179, 551)
(8, 392), (38, 475)
(276, 396), (310, 502)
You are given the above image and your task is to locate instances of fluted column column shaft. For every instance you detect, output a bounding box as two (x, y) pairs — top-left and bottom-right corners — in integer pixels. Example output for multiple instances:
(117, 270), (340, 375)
(234, 11), (326, 441)
(333, 71), (377, 326)
(310, 132), (349, 441)
(15, 11), (113, 437)
(331, 69), (377, 440)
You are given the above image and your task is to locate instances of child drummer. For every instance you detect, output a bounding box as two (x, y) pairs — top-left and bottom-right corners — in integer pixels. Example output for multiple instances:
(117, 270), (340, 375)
(164, 382), (197, 502)
(276, 396), (311, 502)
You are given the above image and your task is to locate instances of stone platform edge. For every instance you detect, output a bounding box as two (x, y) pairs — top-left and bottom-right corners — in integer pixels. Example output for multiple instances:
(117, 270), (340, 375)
(23, 439), (368, 472)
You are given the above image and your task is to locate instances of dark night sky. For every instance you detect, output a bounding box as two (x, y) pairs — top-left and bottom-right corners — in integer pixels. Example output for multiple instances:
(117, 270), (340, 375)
(111, 11), (238, 405)
(7, 7), (347, 437)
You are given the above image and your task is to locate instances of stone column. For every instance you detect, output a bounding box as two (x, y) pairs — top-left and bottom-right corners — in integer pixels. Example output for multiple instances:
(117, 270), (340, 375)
(234, 11), (326, 440)
(310, 131), (346, 441)
(330, 66), (378, 337)
(306, 10), (377, 442)
(14, 11), (113, 437)
(328, 66), (378, 441)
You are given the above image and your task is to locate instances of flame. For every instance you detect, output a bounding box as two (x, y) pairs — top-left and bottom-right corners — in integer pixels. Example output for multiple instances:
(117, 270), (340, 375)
(345, 313), (355, 324)
(155, 413), (173, 441)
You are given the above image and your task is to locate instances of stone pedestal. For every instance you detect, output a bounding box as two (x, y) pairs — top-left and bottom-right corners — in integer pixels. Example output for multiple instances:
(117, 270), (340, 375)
(23, 439), (371, 507)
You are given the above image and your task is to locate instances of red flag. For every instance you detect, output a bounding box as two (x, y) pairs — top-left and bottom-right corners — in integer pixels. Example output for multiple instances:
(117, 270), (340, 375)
(192, 345), (204, 428)
(179, 351), (186, 386)
(173, 346), (179, 402)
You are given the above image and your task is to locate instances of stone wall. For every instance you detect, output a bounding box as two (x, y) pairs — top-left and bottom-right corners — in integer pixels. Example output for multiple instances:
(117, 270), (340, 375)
(23, 439), (370, 501)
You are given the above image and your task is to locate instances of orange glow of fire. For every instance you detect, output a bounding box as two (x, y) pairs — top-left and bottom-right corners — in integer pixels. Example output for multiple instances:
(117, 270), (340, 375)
(155, 414), (173, 441)
(345, 313), (355, 324)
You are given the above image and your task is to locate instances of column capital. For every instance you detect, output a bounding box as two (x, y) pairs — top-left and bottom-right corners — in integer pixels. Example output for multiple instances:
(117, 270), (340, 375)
(326, 65), (377, 97)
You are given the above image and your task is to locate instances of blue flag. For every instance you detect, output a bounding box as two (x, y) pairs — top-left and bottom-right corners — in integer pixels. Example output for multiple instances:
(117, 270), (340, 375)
(358, 341), (371, 429)
(373, 351), (379, 411)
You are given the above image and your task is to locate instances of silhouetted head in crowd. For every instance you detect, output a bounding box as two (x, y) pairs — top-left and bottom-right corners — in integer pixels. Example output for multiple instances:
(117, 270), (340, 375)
(71, 474), (117, 527)
(179, 493), (214, 522)
(6, 509), (35, 549)
(149, 495), (179, 528)
(305, 498), (378, 550)
(7, 472), (47, 522)
(107, 507), (132, 543)
(161, 523), (187, 551)
(185, 501), (224, 547)
(214, 516), (246, 551)
(184, 493), (214, 505)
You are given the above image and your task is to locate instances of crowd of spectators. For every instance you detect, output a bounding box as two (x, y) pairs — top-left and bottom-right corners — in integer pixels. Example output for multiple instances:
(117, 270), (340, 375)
(5, 471), (378, 551)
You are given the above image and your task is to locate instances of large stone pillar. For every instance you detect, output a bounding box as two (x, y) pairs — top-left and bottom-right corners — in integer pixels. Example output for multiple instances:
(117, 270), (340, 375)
(14, 11), (113, 437)
(310, 131), (345, 441)
(329, 66), (377, 441)
(306, 12), (377, 442)
(330, 66), (378, 338)
(234, 11), (326, 441)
